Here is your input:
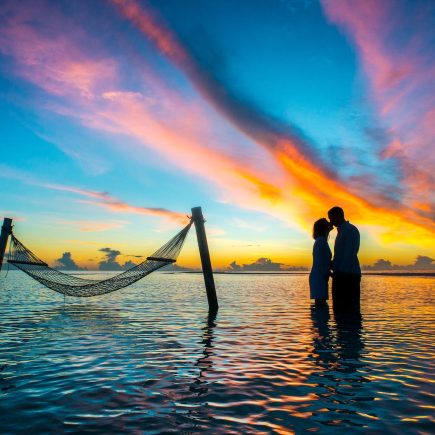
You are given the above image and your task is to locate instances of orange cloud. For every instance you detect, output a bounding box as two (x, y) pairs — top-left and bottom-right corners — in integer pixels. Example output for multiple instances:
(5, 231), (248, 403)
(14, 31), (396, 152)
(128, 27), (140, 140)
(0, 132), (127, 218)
(110, 0), (435, 242)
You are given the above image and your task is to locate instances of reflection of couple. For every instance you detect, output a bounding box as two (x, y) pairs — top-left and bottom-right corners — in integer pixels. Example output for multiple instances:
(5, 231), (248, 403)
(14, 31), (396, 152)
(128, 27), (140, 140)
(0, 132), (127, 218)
(309, 206), (361, 308)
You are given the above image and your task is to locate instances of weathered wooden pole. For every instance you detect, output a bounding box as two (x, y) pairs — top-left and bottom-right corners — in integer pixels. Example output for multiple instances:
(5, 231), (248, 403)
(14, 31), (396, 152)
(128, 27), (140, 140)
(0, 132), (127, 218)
(0, 218), (13, 272)
(191, 207), (218, 311)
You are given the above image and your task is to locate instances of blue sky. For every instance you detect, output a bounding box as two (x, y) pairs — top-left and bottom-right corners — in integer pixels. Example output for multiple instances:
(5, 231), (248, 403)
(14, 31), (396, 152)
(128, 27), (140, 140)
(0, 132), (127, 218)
(0, 0), (434, 268)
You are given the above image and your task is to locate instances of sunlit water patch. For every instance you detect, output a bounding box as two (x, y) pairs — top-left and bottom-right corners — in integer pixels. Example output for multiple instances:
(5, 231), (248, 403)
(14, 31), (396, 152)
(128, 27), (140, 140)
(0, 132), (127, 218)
(0, 271), (434, 433)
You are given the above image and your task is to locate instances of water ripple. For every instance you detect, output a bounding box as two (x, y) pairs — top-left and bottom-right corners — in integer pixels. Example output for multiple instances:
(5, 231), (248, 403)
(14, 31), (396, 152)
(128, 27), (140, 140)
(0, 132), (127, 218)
(0, 272), (434, 433)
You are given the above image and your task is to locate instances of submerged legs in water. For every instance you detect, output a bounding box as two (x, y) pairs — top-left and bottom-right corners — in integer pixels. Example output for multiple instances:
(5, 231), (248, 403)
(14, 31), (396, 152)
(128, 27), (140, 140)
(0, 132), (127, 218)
(314, 298), (327, 307)
(332, 272), (361, 309)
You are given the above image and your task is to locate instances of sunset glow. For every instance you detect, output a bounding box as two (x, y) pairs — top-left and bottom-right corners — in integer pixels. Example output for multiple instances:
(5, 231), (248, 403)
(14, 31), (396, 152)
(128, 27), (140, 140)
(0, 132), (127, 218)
(0, 0), (434, 269)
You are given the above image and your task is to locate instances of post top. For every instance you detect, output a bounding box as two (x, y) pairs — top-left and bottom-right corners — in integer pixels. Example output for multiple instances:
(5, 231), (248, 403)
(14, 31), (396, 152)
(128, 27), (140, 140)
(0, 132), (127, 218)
(191, 206), (202, 215)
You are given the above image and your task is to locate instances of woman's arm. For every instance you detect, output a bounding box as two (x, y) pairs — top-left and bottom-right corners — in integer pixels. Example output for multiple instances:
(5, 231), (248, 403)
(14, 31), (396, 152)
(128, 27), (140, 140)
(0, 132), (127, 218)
(314, 239), (331, 278)
(321, 240), (332, 278)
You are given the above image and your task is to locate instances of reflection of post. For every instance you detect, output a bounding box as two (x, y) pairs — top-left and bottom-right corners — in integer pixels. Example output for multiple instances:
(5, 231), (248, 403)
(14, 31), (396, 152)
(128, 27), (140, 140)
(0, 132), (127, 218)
(0, 218), (13, 272)
(192, 311), (217, 396)
(191, 207), (218, 312)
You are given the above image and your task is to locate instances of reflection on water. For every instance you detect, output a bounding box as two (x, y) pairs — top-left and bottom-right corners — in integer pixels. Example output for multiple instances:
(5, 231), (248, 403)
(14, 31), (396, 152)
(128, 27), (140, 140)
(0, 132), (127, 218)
(333, 303), (365, 371)
(0, 271), (434, 434)
(309, 303), (375, 429)
(191, 312), (216, 396)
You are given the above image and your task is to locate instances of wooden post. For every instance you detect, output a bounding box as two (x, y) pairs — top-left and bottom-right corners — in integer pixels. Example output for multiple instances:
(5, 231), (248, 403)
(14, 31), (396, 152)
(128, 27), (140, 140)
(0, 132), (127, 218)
(0, 218), (13, 272)
(191, 207), (218, 311)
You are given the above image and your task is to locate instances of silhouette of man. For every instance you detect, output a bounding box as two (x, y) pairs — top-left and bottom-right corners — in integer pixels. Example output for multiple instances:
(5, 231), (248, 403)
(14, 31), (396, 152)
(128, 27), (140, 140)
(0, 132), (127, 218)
(328, 206), (361, 308)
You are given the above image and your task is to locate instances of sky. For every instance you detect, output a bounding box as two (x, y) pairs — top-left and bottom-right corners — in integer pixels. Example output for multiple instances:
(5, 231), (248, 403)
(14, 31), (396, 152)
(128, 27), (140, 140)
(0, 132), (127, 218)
(0, 0), (434, 269)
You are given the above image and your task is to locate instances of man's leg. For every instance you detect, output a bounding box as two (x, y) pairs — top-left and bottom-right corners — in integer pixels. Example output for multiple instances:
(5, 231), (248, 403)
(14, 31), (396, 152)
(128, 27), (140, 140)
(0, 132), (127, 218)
(332, 273), (346, 309)
(349, 274), (361, 307)
(333, 273), (360, 309)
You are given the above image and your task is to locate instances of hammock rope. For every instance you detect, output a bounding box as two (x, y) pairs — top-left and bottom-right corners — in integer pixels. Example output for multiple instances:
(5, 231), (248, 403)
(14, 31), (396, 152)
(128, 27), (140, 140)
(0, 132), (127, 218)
(7, 220), (193, 297)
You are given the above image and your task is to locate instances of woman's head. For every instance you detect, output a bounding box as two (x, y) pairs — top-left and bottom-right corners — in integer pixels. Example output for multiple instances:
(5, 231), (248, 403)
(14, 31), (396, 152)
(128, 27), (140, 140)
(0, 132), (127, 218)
(312, 218), (332, 239)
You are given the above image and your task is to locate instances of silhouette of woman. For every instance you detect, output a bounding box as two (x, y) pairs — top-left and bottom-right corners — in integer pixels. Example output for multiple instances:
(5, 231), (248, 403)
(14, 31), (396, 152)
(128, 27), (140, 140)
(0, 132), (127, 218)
(309, 218), (333, 306)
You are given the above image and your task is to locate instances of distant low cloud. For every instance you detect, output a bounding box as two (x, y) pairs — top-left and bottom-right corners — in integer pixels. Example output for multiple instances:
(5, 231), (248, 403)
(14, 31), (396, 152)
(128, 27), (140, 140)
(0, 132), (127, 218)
(228, 257), (307, 272)
(99, 247), (124, 270)
(229, 258), (282, 271)
(162, 263), (195, 272)
(414, 256), (435, 269)
(98, 247), (150, 270)
(367, 259), (393, 270)
(123, 260), (138, 269)
(364, 255), (435, 271)
(54, 252), (85, 271)
(97, 247), (191, 271)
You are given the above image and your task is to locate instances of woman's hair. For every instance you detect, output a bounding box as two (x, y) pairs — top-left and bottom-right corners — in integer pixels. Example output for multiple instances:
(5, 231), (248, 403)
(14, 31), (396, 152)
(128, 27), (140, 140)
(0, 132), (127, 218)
(312, 218), (332, 239)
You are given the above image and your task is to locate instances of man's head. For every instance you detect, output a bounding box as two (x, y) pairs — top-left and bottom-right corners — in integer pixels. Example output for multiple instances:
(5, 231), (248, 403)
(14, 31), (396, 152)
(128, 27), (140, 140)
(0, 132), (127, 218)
(328, 206), (345, 227)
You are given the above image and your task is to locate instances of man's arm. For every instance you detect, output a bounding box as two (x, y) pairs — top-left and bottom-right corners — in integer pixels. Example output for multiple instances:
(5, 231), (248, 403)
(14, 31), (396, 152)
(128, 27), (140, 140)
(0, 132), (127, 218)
(340, 226), (359, 273)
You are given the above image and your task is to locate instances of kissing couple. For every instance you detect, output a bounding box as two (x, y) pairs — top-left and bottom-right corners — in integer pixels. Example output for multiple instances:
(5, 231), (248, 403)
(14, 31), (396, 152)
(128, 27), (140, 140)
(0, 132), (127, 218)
(309, 206), (361, 308)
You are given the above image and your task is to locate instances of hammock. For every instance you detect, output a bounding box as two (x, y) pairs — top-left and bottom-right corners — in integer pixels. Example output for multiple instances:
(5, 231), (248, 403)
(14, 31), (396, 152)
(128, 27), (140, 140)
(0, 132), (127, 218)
(7, 220), (193, 297)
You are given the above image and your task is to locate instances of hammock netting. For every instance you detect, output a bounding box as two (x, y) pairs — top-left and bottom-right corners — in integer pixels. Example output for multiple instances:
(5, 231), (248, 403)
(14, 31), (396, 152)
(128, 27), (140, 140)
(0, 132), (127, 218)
(7, 220), (193, 297)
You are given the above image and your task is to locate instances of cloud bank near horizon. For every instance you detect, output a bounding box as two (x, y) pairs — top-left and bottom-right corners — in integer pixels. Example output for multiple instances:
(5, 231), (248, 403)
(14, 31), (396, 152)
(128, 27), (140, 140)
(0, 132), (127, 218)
(54, 252), (84, 271)
(49, 253), (435, 272)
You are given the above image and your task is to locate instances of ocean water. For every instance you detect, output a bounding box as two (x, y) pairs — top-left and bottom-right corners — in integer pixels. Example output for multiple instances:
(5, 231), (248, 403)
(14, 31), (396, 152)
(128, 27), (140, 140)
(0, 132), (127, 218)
(0, 271), (434, 434)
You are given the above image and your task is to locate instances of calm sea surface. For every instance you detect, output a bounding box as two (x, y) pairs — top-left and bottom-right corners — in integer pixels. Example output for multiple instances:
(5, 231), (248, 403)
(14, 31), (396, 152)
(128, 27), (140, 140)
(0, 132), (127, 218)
(0, 271), (434, 434)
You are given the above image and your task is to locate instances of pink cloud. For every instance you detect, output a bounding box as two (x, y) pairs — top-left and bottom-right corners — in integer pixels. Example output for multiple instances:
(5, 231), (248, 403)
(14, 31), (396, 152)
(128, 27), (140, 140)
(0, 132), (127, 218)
(322, 0), (416, 94)
(43, 182), (189, 224)
(110, 0), (187, 66)
(0, 0), (289, 225)
(78, 199), (188, 225)
(0, 213), (25, 222)
(322, 0), (435, 216)
(40, 183), (110, 200)
(0, 1), (118, 99)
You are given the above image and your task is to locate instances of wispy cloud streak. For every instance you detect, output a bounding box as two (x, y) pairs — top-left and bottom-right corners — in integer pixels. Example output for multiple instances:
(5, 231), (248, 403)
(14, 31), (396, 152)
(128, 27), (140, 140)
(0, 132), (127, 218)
(110, 0), (435, 236)
(0, 165), (187, 224)
(49, 186), (189, 224)
(322, 0), (435, 219)
(109, 0), (330, 175)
